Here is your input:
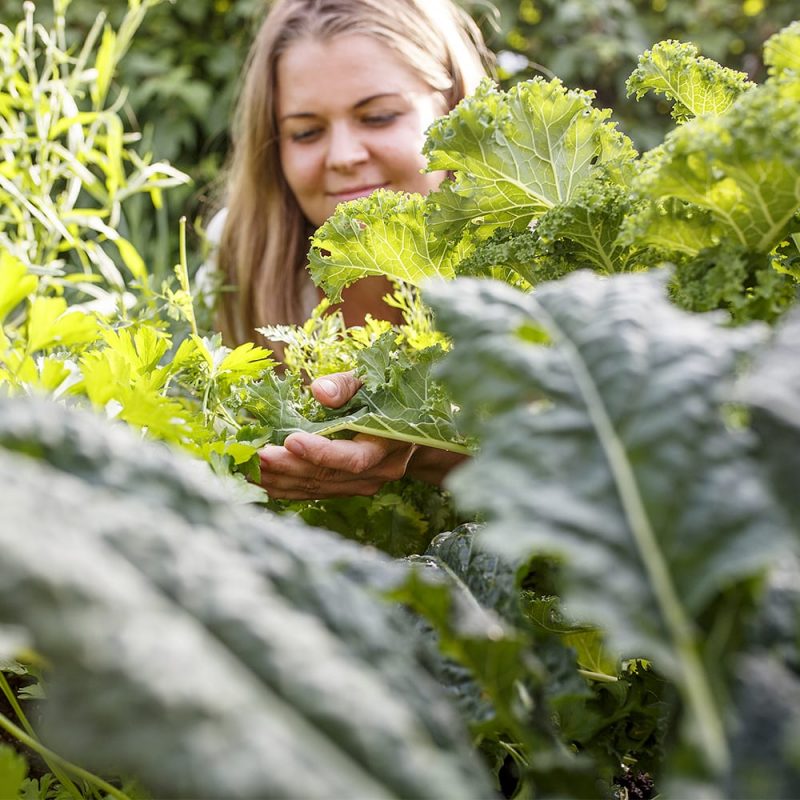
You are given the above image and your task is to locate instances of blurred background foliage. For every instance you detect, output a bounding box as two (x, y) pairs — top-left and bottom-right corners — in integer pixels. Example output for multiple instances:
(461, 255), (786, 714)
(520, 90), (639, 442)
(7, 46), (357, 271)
(32, 0), (268, 281)
(28, 0), (800, 279)
(467, 0), (799, 147)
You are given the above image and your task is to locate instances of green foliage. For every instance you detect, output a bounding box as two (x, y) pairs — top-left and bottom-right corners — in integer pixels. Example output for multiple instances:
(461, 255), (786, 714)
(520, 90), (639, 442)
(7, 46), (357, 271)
(0, 245), (275, 482)
(426, 270), (799, 790)
(0, 745), (27, 800)
(276, 477), (460, 558)
(424, 77), (636, 241)
(629, 75), (800, 254)
(0, 395), (493, 800)
(763, 20), (800, 78)
(291, 336), (470, 454)
(0, 1), (188, 304)
(28, 0), (799, 274)
(626, 40), (754, 122)
(1, 201), (466, 549)
(311, 32), (800, 325)
(2, 5), (800, 798)
(260, 297), (395, 379)
(741, 310), (800, 529)
(398, 524), (668, 796)
(468, 0), (799, 148)
(309, 191), (470, 301)
(32, 0), (264, 276)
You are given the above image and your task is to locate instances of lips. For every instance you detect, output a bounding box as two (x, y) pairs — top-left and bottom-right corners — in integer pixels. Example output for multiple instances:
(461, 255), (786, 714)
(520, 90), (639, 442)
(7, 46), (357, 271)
(327, 183), (388, 202)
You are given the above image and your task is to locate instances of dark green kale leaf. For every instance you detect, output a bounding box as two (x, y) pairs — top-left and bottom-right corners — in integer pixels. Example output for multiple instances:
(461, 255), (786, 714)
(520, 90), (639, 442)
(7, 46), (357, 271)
(427, 270), (791, 780)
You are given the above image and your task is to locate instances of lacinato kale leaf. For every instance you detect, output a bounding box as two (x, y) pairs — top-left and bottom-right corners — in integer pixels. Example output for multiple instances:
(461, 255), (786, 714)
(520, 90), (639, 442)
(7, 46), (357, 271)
(740, 307), (800, 528)
(0, 395), (494, 800)
(426, 269), (792, 779)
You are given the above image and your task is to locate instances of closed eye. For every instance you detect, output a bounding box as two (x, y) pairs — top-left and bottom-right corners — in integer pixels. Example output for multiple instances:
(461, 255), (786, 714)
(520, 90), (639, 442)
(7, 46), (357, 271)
(290, 128), (323, 143)
(362, 112), (401, 126)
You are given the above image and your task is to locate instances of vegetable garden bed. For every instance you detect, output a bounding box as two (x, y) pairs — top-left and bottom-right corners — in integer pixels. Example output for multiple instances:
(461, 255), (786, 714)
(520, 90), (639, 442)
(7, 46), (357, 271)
(1, 2), (799, 798)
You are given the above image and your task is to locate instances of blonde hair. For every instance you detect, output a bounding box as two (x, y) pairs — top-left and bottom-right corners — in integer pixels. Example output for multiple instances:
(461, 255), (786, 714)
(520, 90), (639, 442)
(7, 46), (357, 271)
(215, 0), (492, 346)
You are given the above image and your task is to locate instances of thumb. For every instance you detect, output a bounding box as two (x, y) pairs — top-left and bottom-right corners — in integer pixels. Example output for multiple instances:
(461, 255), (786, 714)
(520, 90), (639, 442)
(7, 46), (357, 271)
(311, 370), (363, 408)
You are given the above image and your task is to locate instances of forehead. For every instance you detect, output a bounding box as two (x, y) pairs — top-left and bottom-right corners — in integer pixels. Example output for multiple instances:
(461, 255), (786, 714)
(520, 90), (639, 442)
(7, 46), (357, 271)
(275, 34), (431, 116)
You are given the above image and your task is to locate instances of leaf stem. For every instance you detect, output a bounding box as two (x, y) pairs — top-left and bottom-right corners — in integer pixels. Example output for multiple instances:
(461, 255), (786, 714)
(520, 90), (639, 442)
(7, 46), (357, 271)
(577, 668), (619, 684)
(0, 710), (132, 800)
(176, 216), (198, 337)
(0, 671), (36, 738)
(0, 672), (83, 800)
(316, 421), (474, 455)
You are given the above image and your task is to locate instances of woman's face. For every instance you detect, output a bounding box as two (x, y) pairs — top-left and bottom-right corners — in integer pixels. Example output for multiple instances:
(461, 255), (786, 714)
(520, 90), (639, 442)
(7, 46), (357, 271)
(275, 34), (447, 227)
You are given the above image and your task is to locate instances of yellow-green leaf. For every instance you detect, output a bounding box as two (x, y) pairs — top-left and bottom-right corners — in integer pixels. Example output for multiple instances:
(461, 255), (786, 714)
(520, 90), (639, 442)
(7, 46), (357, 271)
(0, 252), (37, 324)
(92, 25), (116, 109)
(114, 237), (148, 281)
(27, 298), (101, 352)
(103, 116), (125, 196)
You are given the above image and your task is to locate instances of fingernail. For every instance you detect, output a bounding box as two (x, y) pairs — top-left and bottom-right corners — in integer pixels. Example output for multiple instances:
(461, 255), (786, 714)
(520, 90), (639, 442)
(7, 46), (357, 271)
(285, 438), (306, 458)
(317, 378), (338, 399)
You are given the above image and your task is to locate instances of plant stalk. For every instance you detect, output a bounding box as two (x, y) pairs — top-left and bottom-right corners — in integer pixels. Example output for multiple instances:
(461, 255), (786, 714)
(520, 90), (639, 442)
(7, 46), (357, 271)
(0, 710), (132, 800)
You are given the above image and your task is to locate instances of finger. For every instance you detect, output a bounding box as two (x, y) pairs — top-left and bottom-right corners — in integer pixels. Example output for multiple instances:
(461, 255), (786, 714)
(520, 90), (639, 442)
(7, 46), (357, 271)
(311, 371), (363, 408)
(259, 444), (349, 482)
(258, 448), (383, 498)
(283, 431), (411, 477)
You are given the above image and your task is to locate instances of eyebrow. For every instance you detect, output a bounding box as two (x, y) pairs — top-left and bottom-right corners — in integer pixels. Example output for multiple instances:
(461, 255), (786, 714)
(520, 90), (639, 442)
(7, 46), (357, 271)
(278, 92), (404, 122)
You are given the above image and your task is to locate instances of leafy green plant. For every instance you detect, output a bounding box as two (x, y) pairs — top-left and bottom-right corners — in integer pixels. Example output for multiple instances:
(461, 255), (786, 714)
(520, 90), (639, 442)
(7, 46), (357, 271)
(0, 395), (494, 800)
(2, 5), (800, 798)
(294, 22), (800, 796)
(0, 0), (188, 310)
(426, 269), (796, 790)
(310, 23), (800, 328)
(29, 0), (265, 277)
(469, 0), (800, 148)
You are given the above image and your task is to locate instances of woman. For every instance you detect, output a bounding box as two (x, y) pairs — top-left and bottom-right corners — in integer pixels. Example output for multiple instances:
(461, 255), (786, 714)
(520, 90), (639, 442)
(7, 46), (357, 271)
(212, 0), (492, 499)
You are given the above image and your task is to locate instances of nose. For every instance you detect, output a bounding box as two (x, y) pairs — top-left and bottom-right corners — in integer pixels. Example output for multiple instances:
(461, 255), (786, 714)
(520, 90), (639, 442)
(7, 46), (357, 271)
(325, 122), (368, 171)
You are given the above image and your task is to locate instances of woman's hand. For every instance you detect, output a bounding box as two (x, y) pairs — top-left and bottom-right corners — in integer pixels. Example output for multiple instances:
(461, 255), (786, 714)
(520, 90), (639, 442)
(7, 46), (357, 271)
(258, 370), (468, 499)
(258, 371), (417, 500)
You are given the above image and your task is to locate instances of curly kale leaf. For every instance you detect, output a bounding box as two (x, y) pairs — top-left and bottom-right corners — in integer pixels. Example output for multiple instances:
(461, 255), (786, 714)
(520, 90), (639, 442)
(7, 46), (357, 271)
(626, 40), (754, 123)
(453, 176), (660, 293)
(669, 240), (799, 325)
(453, 227), (543, 285)
(324, 336), (471, 454)
(630, 75), (800, 255)
(764, 20), (800, 79)
(423, 77), (636, 241)
(308, 190), (472, 301)
(619, 196), (725, 256)
(242, 334), (471, 454)
(240, 370), (325, 443)
(306, 80), (637, 296)
(531, 175), (659, 276)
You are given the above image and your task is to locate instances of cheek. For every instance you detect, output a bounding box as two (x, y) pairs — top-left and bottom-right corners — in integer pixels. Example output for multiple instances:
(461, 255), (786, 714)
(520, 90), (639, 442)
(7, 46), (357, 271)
(381, 136), (445, 194)
(377, 128), (431, 179)
(279, 143), (319, 197)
